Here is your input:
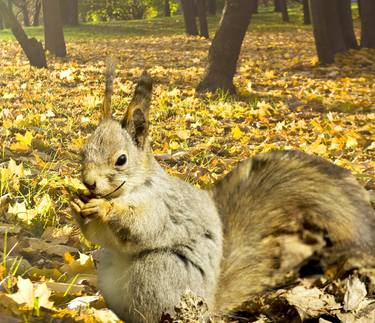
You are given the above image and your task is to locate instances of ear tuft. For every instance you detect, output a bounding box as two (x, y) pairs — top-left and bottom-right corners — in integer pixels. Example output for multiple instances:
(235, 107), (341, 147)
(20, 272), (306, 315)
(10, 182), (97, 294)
(101, 57), (117, 120)
(122, 71), (153, 148)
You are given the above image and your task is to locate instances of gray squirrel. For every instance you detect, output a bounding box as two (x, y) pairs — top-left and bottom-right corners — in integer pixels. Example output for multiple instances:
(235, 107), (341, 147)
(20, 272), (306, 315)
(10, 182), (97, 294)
(71, 64), (375, 323)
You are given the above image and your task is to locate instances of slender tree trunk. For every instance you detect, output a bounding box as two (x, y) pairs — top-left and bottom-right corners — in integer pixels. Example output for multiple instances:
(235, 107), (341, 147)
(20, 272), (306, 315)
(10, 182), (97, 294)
(33, 0), (41, 26)
(358, 0), (361, 18)
(309, 0), (346, 64)
(274, 0), (281, 12)
(0, 0), (47, 67)
(250, 0), (258, 14)
(0, 14), (4, 29)
(360, 0), (375, 48)
(21, 0), (30, 26)
(4, 0), (12, 28)
(196, 0), (209, 38)
(207, 0), (216, 15)
(303, 0), (310, 25)
(197, 0), (254, 93)
(279, 0), (289, 22)
(42, 0), (66, 57)
(338, 0), (358, 49)
(181, 0), (198, 36)
(164, 0), (171, 17)
(60, 0), (78, 25)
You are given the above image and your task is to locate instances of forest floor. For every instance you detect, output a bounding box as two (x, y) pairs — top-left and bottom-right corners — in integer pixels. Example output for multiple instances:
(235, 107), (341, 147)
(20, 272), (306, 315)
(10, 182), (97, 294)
(0, 4), (374, 323)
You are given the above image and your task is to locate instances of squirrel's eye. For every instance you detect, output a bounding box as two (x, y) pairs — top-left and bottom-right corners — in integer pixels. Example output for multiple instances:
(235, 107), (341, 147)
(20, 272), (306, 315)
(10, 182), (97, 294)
(115, 154), (127, 166)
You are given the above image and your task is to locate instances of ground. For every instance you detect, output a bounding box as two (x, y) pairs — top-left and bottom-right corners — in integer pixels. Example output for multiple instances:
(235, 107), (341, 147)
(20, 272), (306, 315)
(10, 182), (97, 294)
(0, 4), (374, 322)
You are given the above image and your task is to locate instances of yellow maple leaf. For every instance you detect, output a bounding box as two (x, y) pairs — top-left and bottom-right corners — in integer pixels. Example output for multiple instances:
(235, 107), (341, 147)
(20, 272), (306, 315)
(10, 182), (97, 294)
(10, 131), (33, 152)
(231, 126), (243, 140)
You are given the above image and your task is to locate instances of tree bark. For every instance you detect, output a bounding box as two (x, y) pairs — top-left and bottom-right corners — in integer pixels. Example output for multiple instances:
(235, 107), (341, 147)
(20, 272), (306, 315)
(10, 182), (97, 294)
(302, 0), (310, 25)
(338, 0), (358, 49)
(0, 0), (47, 67)
(279, 0), (289, 22)
(196, 0), (209, 38)
(250, 0), (258, 14)
(60, 0), (78, 25)
(309, 0), (347, 64)
(0, 13), (4, 29)
(42, 0), (66, 57)
(197, 0), (254, 93)
(274, 0), (281, 12)
(360, 0), (375, 48)
(207, 0), (216, 15)
(33, 0), (41, 26)
(21, 0), (30, 26)
(164, 0), (171, 17)
(181, 0), (198, 36)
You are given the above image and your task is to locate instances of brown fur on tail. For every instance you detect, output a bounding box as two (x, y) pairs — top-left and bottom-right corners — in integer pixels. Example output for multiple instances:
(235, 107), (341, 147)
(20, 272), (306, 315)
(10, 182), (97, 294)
(212, 150), (375, 313)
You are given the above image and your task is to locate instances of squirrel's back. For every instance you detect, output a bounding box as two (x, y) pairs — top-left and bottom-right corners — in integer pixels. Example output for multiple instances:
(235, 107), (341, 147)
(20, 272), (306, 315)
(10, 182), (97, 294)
(212, 150), (375, 313)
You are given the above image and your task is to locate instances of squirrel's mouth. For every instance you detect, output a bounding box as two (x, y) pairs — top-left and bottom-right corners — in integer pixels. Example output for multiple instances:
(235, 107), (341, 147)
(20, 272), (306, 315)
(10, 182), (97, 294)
(100, 180), (126, 199)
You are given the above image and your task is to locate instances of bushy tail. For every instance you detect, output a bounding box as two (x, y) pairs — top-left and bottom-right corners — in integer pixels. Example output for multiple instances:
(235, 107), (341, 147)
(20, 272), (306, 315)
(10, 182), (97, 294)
(212, 150), (375, 313)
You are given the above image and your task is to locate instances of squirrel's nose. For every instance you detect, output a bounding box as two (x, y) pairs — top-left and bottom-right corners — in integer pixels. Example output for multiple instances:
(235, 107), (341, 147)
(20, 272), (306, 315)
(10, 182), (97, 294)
(83, 180), (96, 191)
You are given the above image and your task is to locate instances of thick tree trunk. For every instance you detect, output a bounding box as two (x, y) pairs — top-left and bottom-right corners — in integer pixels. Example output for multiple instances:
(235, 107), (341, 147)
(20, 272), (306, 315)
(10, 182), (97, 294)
(338, 0), (358, 49)
(360, 0), (375, 48)
(60, 0), (78, 25)
(197, 0), (254, 93)
(21, 0), (30, 26)
(0, 0), (47, 67)
(164, 0), (171, 17)
(196, 0), (209, 38)
(42, 0), (66, 57)
(33, 0), (41, 26)
(274, 0), (281, 12)
(309, 0), (347, 64)
(303, 0), (310, 25)
(279, 0), (289, 22)
(181, 0), (198, 36)
(207, 0), (216, 15)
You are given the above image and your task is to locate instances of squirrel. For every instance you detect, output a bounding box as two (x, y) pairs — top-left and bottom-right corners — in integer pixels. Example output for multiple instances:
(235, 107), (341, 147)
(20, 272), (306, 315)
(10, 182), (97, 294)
(70, 63), (375, 323)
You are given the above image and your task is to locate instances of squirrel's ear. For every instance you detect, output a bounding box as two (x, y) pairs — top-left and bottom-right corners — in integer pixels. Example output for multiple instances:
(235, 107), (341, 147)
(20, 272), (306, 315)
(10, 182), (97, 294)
(101, 58), (116, 120)
(122, 71), (153, 148)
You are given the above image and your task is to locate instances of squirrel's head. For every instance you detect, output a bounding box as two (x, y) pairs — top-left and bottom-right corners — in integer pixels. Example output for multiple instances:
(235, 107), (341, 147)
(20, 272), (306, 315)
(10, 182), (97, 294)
(81, 62), (154, 199)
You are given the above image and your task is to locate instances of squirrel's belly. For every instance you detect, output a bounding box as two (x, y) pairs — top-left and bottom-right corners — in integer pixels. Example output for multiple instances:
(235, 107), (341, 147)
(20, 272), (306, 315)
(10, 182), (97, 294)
(97, 248), (134, 320)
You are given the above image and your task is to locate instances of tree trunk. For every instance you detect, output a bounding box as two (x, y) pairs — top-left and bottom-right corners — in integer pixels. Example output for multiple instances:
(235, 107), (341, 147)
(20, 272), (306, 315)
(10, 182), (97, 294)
(303, 0), (310, 25)
(164, 0), (171, 17)
(0, 0), (47, 67)
(279, 0), (289, 22)
(181, 0), (198, 36)
(338, 0), (358, 49)
(21, 0), (30, 26)
(357, 0), (361, 18)
(197, 0), (254, 93)
(196, 0), (209, 38)
(207, 0), (216, 15)
(360, 0), (375, 48)
(274, 0), (281, 12)
(33, 0), (41, 26)
(250, 0), (258, 14)
(0, 14), (4, 29)
(309, 0), (346, 64)
(42, 0), (66, 57)
(60, 0), (78, 25)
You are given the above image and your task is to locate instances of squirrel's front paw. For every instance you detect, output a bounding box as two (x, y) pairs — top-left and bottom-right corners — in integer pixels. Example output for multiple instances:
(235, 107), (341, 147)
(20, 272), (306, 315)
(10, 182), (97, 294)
(71, 198), (112, 221)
